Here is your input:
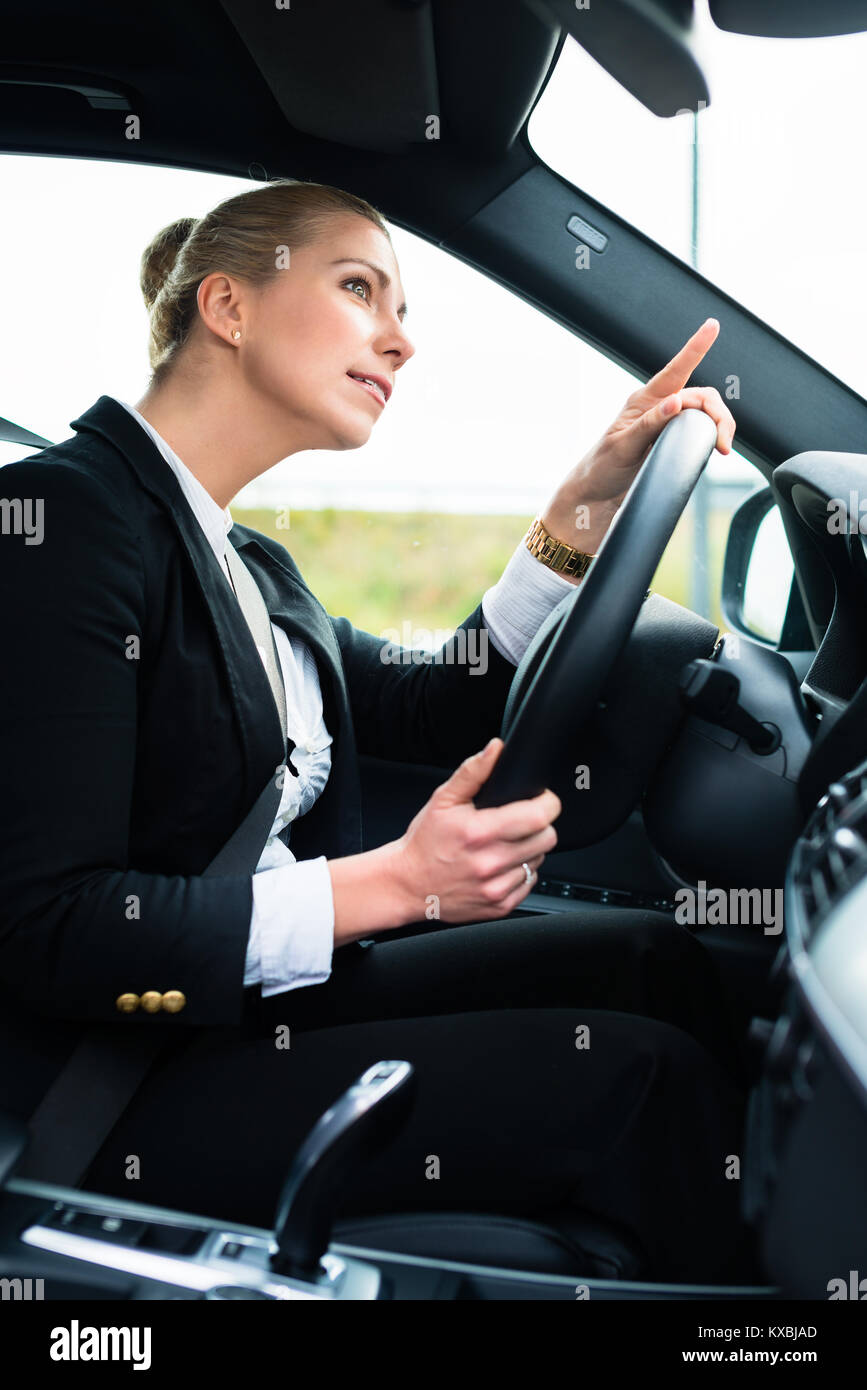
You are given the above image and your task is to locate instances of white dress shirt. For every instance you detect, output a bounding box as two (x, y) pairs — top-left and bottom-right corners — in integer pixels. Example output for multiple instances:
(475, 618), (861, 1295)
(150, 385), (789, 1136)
(112, 397), (576, 996)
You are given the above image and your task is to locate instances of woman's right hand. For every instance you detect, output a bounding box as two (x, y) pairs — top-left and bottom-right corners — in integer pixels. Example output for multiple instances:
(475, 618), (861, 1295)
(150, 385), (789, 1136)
(392, 737), (561, 923)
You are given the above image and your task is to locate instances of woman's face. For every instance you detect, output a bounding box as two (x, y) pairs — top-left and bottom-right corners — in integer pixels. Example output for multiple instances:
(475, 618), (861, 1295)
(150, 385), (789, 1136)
(235, 213), (414, 452)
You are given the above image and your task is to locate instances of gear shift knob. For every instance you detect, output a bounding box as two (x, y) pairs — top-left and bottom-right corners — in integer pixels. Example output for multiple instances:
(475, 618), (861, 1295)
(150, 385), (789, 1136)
(271, 1059), (416, 1280)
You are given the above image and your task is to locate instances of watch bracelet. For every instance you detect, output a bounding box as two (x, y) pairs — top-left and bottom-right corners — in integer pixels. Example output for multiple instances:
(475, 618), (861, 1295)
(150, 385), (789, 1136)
(524, 516), (595, 578)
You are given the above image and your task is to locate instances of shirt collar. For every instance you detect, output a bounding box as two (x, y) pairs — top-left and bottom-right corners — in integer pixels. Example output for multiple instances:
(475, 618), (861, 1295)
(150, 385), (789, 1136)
(109, 396), (234, 566)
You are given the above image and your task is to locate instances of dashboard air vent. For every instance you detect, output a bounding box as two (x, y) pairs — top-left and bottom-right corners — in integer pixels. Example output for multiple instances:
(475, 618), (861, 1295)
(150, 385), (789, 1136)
(793, 762), (867, 936)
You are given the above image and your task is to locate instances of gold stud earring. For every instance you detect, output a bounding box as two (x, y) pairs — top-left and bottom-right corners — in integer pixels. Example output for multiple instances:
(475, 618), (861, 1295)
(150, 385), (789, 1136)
(232, 330), (241, 340)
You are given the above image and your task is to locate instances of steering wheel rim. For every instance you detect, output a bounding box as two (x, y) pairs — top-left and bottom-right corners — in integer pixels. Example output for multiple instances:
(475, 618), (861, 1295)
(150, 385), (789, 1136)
(474, 408), (719, 809)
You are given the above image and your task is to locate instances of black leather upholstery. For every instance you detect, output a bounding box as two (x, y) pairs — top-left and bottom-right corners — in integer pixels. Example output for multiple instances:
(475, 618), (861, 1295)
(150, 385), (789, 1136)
(0, 1111), (27, 1188)
(333, 1207), (645, 1280)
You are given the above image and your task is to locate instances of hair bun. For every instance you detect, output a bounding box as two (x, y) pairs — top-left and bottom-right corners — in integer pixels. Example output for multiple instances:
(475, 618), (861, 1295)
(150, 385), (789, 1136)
(140, 216), (199, 310)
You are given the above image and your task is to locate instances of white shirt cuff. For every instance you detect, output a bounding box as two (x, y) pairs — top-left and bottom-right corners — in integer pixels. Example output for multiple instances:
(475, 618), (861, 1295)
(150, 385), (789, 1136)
(245, 856), (335, 997)
(482, 539), (578, 665)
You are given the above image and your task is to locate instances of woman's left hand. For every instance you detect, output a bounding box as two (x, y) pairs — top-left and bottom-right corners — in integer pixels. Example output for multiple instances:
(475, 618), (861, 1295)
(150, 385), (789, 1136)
(538, 318), (737, 573)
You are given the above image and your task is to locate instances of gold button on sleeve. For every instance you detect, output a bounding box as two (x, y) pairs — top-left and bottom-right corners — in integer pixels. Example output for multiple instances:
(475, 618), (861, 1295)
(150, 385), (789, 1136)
(115, 993), (140, 1014)
(160, 990), (186, 1014)
(140, 991), (163, 1014)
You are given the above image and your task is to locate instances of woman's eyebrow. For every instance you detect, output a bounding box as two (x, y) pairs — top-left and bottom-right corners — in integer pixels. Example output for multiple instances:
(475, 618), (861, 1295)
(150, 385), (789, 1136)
(330, 257), (408, 318)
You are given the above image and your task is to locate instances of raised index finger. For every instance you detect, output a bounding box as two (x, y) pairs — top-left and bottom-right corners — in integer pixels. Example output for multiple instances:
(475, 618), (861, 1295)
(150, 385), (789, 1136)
(645, 318), (720, 396)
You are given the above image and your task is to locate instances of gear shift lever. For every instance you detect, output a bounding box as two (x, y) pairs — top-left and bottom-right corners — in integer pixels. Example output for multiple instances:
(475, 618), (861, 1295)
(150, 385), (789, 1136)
(271, 1059), (416, 1281)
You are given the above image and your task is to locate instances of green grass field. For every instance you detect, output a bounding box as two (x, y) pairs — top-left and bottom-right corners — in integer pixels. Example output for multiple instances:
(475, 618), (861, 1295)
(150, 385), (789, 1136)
(232, 507), (730, 636)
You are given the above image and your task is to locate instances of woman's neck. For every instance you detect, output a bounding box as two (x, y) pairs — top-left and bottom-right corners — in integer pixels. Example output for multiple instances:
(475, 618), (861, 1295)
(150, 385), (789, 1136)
(133, 375), (307, 510)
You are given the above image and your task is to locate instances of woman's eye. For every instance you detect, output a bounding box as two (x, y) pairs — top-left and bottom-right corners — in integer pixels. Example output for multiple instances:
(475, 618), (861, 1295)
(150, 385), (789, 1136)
(343, 275), (373, 302)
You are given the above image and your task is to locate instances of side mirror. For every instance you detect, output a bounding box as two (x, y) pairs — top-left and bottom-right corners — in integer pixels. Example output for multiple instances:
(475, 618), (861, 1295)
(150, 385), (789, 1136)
(722, 486), (795, 645)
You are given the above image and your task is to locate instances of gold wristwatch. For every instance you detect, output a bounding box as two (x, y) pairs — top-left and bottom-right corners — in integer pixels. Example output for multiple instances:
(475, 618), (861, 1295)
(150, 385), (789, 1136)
(524, 516), (595, 579)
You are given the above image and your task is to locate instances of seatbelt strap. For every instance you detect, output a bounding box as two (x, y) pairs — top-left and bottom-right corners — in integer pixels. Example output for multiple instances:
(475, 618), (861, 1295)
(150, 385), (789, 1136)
(224, 538), (288, 758)
(16, 543), (290, 1186)
(0, 414), (53, 449)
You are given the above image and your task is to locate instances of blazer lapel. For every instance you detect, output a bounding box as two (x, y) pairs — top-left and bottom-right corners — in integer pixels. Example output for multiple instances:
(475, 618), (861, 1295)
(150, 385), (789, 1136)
(227, 527), (344, 683)
(68, 396), (343, 809)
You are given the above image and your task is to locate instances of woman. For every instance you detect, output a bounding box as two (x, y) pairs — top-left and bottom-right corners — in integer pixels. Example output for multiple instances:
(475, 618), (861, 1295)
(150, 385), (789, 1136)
(0, 178), (748, 1282)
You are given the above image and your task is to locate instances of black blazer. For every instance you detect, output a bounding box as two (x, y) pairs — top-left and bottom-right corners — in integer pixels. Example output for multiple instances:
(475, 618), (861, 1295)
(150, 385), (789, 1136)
(0, 395), (517, 1118)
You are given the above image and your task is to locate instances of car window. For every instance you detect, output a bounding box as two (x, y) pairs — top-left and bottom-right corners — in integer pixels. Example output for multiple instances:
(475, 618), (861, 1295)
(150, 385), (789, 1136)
(529, 15), (867, 401)
(0, 152), (764, 638)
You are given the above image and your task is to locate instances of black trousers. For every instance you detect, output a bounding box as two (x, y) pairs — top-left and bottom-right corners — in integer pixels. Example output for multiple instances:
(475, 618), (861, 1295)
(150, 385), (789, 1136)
(81, 908), (753, 1283)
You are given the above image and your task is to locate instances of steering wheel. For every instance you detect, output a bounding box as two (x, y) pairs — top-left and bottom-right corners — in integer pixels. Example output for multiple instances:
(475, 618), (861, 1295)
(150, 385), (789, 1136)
(474, 408), (719, 810)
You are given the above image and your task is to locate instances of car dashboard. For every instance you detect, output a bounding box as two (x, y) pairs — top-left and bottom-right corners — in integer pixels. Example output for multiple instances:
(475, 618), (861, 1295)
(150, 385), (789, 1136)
(743, 756), (867, 1298)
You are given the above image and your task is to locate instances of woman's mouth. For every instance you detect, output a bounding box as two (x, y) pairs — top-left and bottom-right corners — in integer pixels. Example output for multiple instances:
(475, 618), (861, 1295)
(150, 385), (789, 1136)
(346, 372), (388, 407)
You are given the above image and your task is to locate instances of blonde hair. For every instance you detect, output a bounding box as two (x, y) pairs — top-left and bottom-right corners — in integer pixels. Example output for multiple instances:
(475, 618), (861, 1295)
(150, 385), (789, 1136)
(140, 178), (390, 383)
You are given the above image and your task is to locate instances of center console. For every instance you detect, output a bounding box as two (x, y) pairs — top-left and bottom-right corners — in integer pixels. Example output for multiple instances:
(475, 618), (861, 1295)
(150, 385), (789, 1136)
(0, 1060), (773, 1302)
(0, 1180), (774, 1301)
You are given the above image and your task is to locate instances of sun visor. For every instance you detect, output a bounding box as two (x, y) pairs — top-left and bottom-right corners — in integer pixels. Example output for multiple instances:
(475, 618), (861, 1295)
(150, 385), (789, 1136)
(217, 0), (440, 153)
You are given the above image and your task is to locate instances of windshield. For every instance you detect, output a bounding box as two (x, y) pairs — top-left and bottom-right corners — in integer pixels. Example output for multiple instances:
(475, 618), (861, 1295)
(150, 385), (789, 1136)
(528, 8), (867, 401)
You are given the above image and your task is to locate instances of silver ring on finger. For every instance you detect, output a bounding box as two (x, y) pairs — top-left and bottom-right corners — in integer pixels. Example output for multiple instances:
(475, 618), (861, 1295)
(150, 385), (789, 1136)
(521, 861), (534, 887)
